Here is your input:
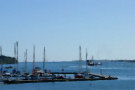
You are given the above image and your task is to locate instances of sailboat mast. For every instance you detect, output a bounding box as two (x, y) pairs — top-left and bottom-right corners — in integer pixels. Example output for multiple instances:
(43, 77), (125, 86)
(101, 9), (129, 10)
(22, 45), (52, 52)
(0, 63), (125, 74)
(0, 46), (2, 75)
(25, 49), (27, 72)
(23, 51), (25, 73)
(92, 56), (94, 60)
(79, 46), (82, 73)
(86, 48), (88, 72)
(43, 46), (45, 70)
(16, 42), (18, 71)
(33, 46), (35, 71)
(24, 49), (27, 73)
(14, 43), (16, 69)
(0, 46), (2, 56)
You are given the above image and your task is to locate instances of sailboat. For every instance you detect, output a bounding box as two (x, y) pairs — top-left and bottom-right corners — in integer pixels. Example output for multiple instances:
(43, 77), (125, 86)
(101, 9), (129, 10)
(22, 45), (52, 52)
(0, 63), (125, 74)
(87, 56), (95, 66)
(32, 46), (44, 75)
(75, 46), (84, 78)
(87, 56), (102, 66)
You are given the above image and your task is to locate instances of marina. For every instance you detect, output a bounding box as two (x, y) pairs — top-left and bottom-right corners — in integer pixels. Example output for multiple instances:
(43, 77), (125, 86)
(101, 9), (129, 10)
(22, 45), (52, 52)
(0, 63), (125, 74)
(0, 44), (118, 84)
(1, 0), (135, 89)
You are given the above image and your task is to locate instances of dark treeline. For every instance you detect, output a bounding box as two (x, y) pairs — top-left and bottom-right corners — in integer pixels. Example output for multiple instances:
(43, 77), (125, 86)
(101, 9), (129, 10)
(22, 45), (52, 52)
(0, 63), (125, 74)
(0, 55), (17, 64)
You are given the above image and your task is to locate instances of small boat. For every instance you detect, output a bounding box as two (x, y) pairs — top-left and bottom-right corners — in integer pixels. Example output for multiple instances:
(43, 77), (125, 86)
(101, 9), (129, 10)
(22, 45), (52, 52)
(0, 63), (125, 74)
(74, 73), (84, 78)
(97, 62), (102, 65)
(87, 60), (96, 66)
(5, 66), (13, 69)
(87, 56), (102, 66)
(33, 67), (44, 74)
(87, 60), (102, 66)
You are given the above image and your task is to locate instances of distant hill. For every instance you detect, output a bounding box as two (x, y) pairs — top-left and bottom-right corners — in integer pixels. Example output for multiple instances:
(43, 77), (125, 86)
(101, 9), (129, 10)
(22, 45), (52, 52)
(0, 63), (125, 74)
(95, 59), (135, 62)
(0, 55), (18, 64)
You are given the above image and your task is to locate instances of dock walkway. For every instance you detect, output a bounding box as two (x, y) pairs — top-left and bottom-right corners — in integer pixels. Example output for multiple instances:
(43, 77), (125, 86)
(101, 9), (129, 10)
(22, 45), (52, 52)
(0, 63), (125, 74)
(88, 73), (112, 78)
(51, 72), (114, 78)
(3, 77), (118, 84)
(2, 72), (118, 84)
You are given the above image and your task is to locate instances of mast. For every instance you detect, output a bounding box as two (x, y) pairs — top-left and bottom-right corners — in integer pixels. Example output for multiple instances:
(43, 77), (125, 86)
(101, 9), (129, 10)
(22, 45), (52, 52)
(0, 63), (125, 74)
(0, 46), (2, 56)
(86, 48), (88, 72)
(23, 51), (25, 73)
(0, 46), (2, 74)
(25, 49), (27, 72)
(16, 42), (18, 71)
(14, 43), (16, 69)
(43, 46), (45, 70)
(92, 56), (94, 60)
(79, 46), (82, 73)
(33, 45), (35, 71)
(24, 49), (27, 73)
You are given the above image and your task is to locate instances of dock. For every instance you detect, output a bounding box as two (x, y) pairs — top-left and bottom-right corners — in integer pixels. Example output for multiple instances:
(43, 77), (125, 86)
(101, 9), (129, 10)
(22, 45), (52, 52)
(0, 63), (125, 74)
(2, 72), (118, 84)
(51, 72), (78, 74)
(51, 72), (116, 79)
(3, 77), (118, 84)
(88, 73), (113, 78)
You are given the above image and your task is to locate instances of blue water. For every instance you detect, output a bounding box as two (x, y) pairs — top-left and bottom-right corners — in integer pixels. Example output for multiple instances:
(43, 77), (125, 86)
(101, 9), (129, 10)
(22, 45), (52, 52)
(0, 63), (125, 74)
(0, 61), (135, 90)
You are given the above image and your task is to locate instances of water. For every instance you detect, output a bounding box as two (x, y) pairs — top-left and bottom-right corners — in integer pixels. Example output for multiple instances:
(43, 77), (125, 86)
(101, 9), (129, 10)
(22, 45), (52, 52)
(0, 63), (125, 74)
(0, 61), (135, 90)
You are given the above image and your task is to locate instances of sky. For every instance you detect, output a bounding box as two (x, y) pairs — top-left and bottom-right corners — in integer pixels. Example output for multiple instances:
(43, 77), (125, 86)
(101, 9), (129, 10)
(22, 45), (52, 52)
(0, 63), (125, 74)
(0, 0), (135, 62)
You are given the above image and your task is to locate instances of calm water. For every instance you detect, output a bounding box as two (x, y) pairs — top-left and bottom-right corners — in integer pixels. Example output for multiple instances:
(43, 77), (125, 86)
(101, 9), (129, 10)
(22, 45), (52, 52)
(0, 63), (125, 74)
(0, 61), (135, 90)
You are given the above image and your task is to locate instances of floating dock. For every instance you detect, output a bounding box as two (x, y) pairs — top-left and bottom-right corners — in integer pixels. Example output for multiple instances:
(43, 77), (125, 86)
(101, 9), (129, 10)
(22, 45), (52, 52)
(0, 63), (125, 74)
(3, 72), (118, 84)
(3, 77), (118, 84)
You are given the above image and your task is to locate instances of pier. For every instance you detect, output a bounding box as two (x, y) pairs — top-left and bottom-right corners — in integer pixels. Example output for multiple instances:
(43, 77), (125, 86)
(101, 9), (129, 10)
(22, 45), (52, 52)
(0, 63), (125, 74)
(2, 72), (118, 84)
(3, 77), (118, 84)
(50, 72), (116, 79)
